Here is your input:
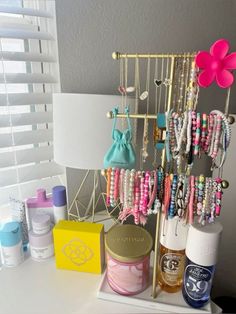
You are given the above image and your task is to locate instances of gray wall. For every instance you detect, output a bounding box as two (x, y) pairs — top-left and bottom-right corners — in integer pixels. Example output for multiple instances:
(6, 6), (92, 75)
(55, 0), (236, 297)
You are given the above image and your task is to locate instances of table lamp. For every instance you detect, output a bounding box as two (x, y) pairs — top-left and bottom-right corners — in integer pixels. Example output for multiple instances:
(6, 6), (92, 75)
(53, 93), (132, 221)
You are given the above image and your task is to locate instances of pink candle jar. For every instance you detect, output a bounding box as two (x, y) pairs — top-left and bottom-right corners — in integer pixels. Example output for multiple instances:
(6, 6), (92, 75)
(105, 224), (153, 296)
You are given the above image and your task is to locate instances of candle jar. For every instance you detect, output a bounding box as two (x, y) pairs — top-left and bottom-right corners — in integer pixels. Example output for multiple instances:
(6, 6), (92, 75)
(105, 224), (153, 296)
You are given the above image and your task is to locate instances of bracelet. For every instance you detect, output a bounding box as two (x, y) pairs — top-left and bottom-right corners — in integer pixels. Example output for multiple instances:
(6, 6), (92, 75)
(114, 168), (120, 205)
(186, 110), (192, 154)
(106, 168), (112, 206)
(142, 171), (150, 216)
(134, 172), (140, 224)
(128, 169), (135, 208)
(194, 112), (201, 156)
(168, 174), (177, 218)
(110, 168), (116, 207)
(201, 113), (207, 151)
(147, 170), (157, 211)
(188, 175), (195, 224)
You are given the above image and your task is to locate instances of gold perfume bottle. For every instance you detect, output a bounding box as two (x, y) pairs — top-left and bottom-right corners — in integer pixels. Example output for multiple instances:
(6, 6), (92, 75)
(157, 215), (189, 293)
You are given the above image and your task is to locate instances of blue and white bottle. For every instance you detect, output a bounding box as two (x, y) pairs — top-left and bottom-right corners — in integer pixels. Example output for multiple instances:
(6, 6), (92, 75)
(182, 222), (223, 308)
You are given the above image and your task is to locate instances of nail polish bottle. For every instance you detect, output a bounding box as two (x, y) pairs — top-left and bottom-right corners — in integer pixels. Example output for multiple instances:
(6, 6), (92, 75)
(182, 222), (222, 308)
(157, 215), (189, 293)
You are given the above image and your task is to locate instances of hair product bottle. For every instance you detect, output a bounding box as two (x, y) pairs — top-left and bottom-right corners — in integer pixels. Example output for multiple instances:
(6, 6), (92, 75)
(182, 222), (222, 308)
(26, 189), (53, 229)
(52, 186), (67, 223)
(157, 215), (189, 293)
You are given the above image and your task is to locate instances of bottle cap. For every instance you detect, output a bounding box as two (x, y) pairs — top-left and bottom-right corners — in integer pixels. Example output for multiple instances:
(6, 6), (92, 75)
(0, 221), (22, 247)
(37, 189), (47, 201)
(32, 214), (51, 235)
(160, 215), (189, 250)
(186, 222), (223, 267)
(52, 186), (67, 207)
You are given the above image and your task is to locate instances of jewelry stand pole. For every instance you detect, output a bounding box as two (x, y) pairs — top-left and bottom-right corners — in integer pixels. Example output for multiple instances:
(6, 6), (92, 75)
(152, 56), (176, 298)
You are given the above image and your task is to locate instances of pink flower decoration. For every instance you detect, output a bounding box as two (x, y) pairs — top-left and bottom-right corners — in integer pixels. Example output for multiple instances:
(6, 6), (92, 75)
(195, 39), (236, 88)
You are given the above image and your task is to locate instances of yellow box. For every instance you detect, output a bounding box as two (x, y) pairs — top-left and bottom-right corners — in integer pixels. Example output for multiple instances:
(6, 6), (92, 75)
(53, 220), (105, 274)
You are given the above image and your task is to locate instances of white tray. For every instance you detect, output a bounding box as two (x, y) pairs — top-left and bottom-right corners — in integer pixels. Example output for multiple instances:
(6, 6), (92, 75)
(97, 271), (216, 313)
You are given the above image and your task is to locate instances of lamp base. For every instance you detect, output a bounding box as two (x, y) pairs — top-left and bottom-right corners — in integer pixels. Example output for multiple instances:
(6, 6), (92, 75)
(67, 170), (121, 223)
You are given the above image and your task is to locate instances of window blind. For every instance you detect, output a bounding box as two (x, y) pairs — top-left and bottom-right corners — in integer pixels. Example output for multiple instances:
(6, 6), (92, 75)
(0, 0), (64, 207)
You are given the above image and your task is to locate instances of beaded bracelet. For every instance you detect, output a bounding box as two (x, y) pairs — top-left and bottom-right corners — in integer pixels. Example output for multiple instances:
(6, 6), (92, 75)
(142, 171), (150, 216)
(119, 168), (125, 205)
(201, 113), (207, 151)
(211, 115), (222, 159)
(163, 174), (171, 219)
(134, 172), (140, 225)
(139, 173), (145, 214)
(191, 111), (197, 149)
(175, 175), (185, 218)
(106, 168), (112, 206)
(204, 113), (214, 153)
(128, 169), (135, 208)
(188, 175), (195, 224)
(185, 110), (192, 154)
(114, 168), (120, 205)
(215, 177), (223, 216)
(194, 112), (201, 156)
(123, 169), (130, 209)
(199, 176), (209, 226)
(110, 168), (116, 207)
(147, 170), (157, 211)
(168, 174), (178, 218)
(177, 111), (188, 153)
(197, 174), (205, 216)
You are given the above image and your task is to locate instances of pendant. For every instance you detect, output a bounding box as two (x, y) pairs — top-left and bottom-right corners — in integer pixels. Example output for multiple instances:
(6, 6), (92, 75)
(126, 86), (135, 93)
(139, 90), (148, 100)
(154, 79), (162, 87)
(118, 86), (126, 94)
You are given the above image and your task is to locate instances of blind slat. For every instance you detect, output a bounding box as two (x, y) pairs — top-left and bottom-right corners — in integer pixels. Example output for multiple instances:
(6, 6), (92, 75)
(0, 6), (53, 18)
(0, 145), (53, 168)
(0, 28), (54, 40)
(0, 161), (63, 187)
(0, 73), (57, 84)
(0, 112), (52, 127)
(0, 93), (52, 106)
(0, 129), (53, 148)
(0, 51), (56, 62)
(0, 176), (62, 207)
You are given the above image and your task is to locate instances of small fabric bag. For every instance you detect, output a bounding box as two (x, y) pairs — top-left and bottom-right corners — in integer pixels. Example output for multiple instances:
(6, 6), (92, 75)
(103, 107), (136, 169)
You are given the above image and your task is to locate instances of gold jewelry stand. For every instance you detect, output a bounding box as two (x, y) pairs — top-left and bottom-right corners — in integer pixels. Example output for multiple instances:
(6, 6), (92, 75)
(111, 52), (230, 299)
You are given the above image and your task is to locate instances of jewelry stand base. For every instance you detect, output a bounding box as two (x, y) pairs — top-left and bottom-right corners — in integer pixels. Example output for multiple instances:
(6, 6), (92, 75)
(97, 271), (222, 314)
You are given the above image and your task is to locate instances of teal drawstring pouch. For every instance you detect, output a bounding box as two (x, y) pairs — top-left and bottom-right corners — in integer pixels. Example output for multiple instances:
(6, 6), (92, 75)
(103, 107), (136, 169)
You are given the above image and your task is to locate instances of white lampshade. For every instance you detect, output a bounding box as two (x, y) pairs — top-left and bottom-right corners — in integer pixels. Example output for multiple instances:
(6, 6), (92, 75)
(53, 93), (131, 170)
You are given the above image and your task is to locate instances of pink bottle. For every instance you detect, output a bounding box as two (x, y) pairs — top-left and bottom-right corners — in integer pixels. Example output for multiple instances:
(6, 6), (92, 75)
(26, 189), (53, 230)
(105, 224), (153, 295)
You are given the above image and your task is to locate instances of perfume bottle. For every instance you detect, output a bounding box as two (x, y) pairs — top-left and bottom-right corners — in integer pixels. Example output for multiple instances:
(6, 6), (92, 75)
(157, 215), (189, 293)
(182, 222), (222, 308)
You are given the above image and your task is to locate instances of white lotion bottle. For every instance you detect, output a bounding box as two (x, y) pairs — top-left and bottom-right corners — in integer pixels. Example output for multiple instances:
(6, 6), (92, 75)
(52, 186), (67, 223)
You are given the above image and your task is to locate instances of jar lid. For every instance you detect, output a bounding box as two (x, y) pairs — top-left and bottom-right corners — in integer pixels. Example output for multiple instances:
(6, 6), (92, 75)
(186, 221), (223, 266)
(0, 221), (22, 247)
(105, 224), (153, 263)
(32, 214), (51, 234)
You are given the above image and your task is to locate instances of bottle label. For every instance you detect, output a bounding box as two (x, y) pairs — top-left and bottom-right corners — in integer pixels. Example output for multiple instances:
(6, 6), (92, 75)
(160, 253), (184, 286)
(184, 264), (212, 301)
(30, 244), (54, 261)
(2, 242), (24, 267)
